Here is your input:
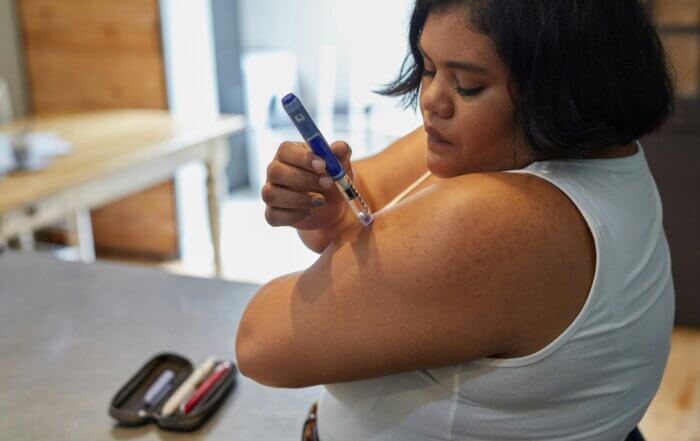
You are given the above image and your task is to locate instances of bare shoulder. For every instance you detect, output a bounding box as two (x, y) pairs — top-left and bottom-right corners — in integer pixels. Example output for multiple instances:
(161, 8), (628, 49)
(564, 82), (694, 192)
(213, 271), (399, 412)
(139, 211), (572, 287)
(432, 171), (595, 358)
(323, 170), (595, 361)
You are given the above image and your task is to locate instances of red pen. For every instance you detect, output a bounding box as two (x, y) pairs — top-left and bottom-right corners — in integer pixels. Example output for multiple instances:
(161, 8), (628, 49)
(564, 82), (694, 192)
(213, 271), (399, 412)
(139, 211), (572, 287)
(182, 361), (232, 415)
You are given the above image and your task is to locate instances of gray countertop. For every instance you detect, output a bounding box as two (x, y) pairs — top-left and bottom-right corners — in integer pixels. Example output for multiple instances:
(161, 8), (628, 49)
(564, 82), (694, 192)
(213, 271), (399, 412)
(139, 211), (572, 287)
(0, 252), (321, 440)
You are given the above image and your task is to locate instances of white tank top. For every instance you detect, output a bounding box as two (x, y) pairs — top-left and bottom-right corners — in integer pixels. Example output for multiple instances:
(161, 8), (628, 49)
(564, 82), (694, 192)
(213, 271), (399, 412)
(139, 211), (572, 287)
(317, 141), (675, 441)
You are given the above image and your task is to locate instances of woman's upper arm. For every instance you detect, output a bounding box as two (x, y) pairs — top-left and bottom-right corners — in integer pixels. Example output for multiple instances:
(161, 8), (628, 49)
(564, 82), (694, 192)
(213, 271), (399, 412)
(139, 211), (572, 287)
(236, 172), (594, 387)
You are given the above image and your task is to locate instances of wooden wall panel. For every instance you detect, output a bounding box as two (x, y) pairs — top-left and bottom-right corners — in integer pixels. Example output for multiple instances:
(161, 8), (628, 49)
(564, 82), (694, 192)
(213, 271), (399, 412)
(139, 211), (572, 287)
(18, 0), (179, 259)
(662, 34), (700, 99)
(654, 0), (700, 26)
(89, 181), (179, 259)
(18, 0), (167, 113)
(23, 51), (167, 113)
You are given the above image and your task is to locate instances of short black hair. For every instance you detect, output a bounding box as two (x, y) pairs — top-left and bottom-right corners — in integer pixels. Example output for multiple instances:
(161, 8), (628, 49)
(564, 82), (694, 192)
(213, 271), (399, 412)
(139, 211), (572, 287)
(379, 0), (676, 159)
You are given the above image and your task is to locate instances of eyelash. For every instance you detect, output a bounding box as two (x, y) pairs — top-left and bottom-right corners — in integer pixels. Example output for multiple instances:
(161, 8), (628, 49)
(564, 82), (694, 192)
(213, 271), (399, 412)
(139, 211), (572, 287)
(421, 69), (484, 97)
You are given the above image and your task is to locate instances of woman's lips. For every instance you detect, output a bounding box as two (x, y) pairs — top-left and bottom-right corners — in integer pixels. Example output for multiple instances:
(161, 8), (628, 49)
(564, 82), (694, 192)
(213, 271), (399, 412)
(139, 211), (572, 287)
(425, 126), (452, 148)
(427, 134), (451, 144)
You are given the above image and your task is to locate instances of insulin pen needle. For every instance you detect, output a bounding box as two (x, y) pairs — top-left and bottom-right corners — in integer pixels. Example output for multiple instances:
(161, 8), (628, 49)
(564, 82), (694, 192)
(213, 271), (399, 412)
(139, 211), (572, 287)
(160, 355), (217, 418)
(281, 93), (374, 226)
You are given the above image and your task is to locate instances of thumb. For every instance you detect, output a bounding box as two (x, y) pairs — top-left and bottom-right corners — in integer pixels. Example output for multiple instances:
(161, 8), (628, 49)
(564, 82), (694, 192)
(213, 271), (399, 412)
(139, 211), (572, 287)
(330, 141), (352, 170)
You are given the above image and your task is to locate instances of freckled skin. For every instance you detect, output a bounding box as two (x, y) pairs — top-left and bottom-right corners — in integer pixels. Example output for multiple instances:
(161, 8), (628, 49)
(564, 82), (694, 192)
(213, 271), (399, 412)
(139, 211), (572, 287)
(236, 7), (634, 387)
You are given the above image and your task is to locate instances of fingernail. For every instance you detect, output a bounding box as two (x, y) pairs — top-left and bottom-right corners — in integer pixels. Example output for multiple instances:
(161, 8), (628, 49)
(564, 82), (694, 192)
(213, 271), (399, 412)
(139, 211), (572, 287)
(311, 197), (326, 207)
(311, 159), (325, 171)
(319, 176), (333, 188)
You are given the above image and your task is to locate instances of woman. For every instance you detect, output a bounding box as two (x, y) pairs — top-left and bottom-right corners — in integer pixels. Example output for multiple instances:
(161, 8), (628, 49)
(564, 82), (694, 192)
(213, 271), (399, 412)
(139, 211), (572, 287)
(236, 1), (675, 440)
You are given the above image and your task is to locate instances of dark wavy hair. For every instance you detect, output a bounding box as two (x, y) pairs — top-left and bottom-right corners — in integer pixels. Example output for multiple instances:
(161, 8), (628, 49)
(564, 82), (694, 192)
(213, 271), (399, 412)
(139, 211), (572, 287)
(379, 0), (676, 159)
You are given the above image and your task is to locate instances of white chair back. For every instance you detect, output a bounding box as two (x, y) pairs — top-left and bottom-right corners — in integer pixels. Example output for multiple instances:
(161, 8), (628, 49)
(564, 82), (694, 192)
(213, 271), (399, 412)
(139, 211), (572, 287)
(0, 78), (14, 124)
(241, 50), (299, 190)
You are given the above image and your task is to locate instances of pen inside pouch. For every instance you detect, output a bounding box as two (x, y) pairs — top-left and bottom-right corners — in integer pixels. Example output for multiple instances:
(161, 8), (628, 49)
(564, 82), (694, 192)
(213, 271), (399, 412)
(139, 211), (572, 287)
(137, 370), (175, 418)
(143, 370), (175, 407)
(181, 361), (233, 415)
(143, 368), (192, 418)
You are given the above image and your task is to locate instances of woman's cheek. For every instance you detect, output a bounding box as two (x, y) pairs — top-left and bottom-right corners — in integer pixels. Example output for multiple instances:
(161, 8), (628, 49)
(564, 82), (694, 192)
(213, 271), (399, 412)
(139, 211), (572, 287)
(455, 105), (515, 170)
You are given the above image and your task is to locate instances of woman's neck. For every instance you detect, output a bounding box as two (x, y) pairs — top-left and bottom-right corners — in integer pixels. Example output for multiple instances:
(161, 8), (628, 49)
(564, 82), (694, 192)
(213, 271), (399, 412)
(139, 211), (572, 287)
(588, 142), (638, 159)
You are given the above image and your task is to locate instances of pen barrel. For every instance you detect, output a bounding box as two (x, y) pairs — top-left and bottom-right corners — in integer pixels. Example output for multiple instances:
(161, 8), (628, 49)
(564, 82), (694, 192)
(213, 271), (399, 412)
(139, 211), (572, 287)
(182, 363), (231, 414)
(160, 356), (217, 417)
(281, 94), (345, 180)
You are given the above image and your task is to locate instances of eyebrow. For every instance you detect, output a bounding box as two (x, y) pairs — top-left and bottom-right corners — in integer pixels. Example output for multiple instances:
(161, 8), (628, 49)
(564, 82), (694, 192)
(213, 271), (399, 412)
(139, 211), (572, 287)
(417, 42), (489, 75)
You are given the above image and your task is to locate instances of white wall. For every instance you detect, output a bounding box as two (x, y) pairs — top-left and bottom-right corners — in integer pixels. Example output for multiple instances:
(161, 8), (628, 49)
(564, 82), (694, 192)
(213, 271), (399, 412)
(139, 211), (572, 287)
(160, 0), (221, 265)
(0, 0), (28, 117)
(160, 0), (220, 123)
(238, 0), (414, 113)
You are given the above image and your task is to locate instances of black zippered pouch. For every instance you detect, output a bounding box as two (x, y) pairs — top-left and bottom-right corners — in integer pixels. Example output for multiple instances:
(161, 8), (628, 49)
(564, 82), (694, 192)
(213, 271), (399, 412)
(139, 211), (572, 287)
(109, 353), (237, 432)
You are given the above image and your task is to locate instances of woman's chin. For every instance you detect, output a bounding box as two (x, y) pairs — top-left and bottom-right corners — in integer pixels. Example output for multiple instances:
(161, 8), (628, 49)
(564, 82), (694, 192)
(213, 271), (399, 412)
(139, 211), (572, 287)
(426, 150), (459, 178)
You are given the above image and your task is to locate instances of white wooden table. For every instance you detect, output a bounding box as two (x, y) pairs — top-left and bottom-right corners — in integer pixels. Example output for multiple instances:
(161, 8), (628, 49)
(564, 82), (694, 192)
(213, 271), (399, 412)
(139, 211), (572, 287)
(0, 110), (246, 274)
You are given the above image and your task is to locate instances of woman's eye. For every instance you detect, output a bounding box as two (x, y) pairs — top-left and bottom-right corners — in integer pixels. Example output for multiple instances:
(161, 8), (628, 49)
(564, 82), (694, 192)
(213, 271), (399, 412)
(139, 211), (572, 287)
(421, 68), (484, 97)
(455, 84), (484, 97)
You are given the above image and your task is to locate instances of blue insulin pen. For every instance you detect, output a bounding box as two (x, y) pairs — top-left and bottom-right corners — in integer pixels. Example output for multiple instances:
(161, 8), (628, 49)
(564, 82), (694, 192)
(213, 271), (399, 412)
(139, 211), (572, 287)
(281, 93), (374, 226)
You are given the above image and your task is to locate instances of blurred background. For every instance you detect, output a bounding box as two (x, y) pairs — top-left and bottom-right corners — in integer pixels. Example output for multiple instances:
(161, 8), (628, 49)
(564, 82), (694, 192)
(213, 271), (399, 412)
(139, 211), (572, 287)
(0, 1), (698, 438)
(0, 0), (422, 282)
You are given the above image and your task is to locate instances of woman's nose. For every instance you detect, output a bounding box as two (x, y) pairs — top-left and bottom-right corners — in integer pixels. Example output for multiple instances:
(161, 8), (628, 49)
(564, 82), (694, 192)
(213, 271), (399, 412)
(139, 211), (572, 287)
(420, 77), (454, 120)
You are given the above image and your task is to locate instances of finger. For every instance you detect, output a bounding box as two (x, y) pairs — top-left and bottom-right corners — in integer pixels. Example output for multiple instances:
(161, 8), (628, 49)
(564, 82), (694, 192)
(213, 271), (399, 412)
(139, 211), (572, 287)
(265, 206), (311, 227)
(267, 161), (335, 192)
(276, 141), (327, 174)
(261, 183), (326, 209)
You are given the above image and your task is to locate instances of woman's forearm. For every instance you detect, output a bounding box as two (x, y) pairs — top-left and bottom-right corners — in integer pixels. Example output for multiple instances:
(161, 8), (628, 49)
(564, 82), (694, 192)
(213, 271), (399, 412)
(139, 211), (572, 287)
(296, 129), (428, 253)
(297, 206), (356, 253)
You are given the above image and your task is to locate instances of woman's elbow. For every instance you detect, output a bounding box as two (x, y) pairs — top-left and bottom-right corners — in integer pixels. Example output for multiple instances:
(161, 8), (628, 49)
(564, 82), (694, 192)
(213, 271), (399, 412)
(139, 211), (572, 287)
(235, 275), (315, 388)
(235, 317), (308, 388)
(297, 230), (328, 254)
(235, 339), (308, 388)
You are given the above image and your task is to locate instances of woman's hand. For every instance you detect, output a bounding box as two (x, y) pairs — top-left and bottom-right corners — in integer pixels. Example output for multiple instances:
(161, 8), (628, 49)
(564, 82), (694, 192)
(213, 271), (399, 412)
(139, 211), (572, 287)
(263, 140), (354, 231)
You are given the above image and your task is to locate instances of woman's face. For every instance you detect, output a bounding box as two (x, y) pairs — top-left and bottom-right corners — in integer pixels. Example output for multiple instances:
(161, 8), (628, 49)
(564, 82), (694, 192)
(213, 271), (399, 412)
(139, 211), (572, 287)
(419, 8), (535, 177)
